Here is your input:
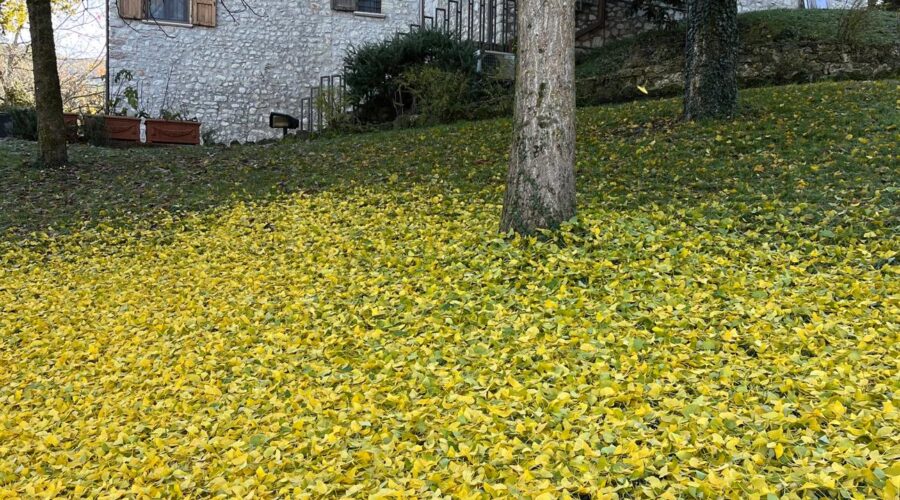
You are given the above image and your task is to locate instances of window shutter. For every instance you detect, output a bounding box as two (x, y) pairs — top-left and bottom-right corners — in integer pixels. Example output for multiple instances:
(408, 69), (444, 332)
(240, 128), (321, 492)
(332, 0), (357, 11)
(193, 0), (217, 26)
(118, 0), (144, 19)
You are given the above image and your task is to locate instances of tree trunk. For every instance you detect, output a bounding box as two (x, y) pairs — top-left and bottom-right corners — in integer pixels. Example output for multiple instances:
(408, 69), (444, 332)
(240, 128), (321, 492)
(26, 0), (68, 167)
(683, 0), (738, 121)
(499, 0), (576, 235)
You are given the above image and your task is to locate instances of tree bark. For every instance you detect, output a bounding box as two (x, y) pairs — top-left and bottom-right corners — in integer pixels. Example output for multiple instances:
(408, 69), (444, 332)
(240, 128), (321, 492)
(26, 0), (68, 167)
(683, 0), (738, 121)
(500, 0), (576, 235)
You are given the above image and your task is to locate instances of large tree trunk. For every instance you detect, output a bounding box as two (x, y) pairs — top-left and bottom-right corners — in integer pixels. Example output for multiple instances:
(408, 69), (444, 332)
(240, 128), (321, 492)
(683, 0), (738, 121)
(499, 0), (576, 235)
(26, 0), (68, 167)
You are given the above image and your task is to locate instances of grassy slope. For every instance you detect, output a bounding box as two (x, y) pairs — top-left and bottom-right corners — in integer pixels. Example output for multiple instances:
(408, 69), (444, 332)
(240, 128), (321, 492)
(576, 9), (900, 78)
(1, 80), (896, 241)
(0, 80), (898, 497)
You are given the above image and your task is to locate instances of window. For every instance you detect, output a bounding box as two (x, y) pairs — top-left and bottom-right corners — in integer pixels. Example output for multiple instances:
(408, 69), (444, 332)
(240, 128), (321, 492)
(118, 0), (215, 27)
(331, 0), (382, 14)
(148, 0), (190, 23)
(356, 0), (381, 13)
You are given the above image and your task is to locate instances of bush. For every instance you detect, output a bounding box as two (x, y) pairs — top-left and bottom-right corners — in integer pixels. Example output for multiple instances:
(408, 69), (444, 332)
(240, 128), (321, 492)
(343, 29), (479, 123)
(8, 107), (38, 141)
(82, 115), (109, 147)
(396, 66), (472, 125)
(312, 87), (361, 134)
(837, 0), (873, 46)
(1, 83), (34, 109)
(397, 65), (514, 123)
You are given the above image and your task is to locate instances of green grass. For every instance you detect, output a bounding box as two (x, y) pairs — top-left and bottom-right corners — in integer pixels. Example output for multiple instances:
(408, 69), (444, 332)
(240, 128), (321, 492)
(576, 9), (900, 79)
(1, 80), (896, 243)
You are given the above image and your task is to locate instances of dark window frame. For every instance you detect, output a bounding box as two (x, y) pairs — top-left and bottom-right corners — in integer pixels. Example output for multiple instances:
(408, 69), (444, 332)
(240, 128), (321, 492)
(146, 0), (191, 23)
(355, 0), (381, 13)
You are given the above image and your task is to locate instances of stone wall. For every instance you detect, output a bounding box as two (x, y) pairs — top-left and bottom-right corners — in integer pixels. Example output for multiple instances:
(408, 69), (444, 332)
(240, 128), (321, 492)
(108, 0), (420, 143)
(576, 41), (900, 105)
(576, 1), (662, 49)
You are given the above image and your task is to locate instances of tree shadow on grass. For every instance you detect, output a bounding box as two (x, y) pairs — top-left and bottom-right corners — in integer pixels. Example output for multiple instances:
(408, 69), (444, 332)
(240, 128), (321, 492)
(0, 80), (895, 243)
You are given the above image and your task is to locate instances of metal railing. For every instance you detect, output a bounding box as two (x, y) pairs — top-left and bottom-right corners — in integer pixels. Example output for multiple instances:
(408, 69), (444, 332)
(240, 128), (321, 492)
(294, 0), (518, 135)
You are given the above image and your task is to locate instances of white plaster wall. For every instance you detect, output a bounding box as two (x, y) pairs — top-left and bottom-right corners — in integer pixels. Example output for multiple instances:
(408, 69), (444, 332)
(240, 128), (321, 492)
(108, 0), (421, 142)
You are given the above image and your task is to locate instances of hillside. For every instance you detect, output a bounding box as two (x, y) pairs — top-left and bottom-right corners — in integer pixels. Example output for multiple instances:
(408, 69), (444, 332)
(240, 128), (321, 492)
(576, 9), (900, 105)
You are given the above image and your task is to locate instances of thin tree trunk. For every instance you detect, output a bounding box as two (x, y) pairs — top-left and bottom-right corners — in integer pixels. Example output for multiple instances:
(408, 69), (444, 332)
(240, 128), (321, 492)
(500, 0), (576, 235)
(26, 0), (68, 167)
(683, 0), (738, 121)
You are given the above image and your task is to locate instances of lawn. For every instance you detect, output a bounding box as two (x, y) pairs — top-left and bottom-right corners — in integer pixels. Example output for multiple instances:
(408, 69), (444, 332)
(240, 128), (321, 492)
(0, 80), (898, 498)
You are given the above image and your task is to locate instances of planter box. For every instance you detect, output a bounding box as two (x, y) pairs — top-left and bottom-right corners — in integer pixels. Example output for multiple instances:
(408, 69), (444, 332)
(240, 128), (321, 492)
(100, 116), (142, 142)
(63, 113), (78, 141)
(145, 119), (200, 145)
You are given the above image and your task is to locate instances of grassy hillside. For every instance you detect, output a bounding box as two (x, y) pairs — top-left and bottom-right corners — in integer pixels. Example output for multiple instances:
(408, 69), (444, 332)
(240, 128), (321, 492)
(1, 80), (898, 497)
(576, 9), (900, 104)
(577, 9), (899, 77)
(1, 80), (895, 239)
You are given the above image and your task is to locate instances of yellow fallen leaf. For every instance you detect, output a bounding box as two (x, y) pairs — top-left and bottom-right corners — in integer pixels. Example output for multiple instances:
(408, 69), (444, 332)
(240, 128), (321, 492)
(829, 400), (846, 417)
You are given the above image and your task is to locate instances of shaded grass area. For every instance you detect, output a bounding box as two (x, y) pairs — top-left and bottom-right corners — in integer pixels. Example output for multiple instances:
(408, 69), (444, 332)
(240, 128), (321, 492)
(576, 9), (900, 79)
(1, 80), (896, 245)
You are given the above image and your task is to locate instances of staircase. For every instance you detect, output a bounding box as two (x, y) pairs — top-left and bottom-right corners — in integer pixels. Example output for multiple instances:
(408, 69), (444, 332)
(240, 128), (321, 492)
(294, 0), (606, 134)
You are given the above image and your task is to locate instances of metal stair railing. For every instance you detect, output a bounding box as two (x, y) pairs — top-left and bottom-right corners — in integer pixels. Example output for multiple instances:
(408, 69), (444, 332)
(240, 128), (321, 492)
(294, 0), (591, 135)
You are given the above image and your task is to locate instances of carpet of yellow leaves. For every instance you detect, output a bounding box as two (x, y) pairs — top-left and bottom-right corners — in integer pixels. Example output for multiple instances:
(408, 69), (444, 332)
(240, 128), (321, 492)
(1, 183), (897, 498)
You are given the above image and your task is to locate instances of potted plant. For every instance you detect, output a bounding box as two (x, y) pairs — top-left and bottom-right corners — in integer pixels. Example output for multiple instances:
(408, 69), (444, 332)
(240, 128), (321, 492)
(105, 115), (143, 142)
(87, 69), (143, 143)
(145, 108), (201, 145)
(83, 114), (142, 143)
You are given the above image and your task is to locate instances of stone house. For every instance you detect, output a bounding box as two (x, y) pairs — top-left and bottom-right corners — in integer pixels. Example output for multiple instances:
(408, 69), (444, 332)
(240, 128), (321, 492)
(106, 0), (853, 142)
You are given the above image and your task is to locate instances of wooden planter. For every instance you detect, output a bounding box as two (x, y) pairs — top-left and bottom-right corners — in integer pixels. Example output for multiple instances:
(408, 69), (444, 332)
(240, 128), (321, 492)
(102, 116), (142, 142)
(145, 119), (200, 145)
(63, 113), (78, 141)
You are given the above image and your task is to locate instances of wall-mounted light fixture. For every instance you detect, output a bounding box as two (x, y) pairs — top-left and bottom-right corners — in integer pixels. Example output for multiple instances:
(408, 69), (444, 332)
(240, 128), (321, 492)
(269, 112), (299, 137)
